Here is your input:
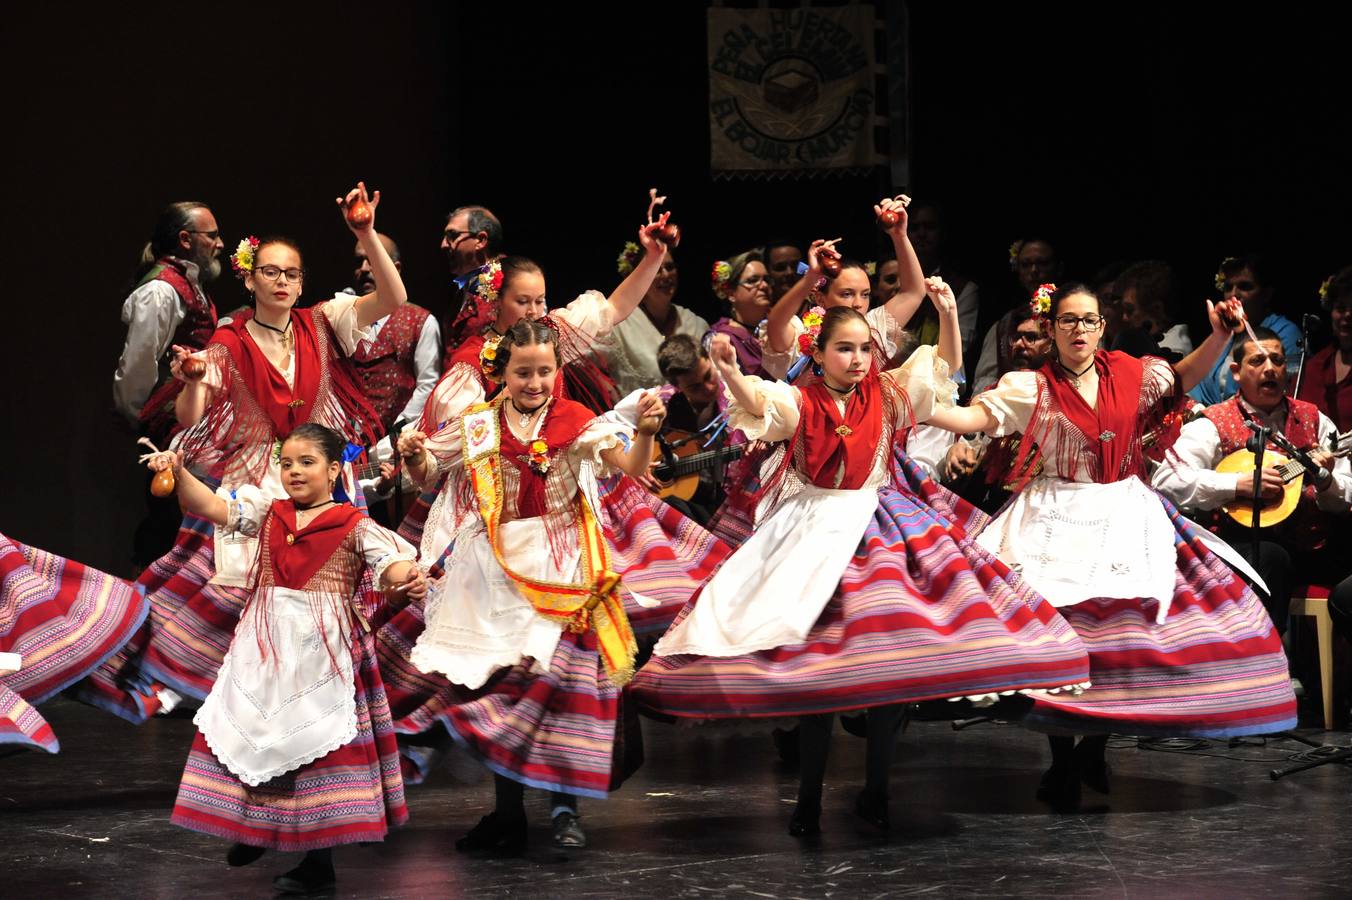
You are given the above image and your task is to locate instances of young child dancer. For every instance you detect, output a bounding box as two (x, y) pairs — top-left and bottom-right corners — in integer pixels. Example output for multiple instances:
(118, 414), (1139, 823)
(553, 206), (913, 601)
(143, 423), (424, 893)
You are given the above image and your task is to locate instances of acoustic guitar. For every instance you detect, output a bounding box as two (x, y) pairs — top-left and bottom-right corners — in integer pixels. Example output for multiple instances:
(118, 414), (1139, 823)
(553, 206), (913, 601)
(1216, 429), (1351, 527)
(649, 429), (744, 502)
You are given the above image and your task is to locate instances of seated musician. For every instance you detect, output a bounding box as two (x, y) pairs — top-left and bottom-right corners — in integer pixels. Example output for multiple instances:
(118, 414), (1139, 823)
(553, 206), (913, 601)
(1151, 326), (1352, 638)
(909, 303), (1050, 512)
(647, 334), (735, 525)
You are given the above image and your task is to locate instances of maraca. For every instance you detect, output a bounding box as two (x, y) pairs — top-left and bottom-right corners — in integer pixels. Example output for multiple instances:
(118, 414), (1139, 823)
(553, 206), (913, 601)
(652, 220), (681, 246)
(1217, 297), (1246, 331)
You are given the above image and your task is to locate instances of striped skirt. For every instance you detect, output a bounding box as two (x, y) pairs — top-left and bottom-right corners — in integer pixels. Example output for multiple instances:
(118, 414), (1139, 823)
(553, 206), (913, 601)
(171, 629), (408, 850)
(75, 514), (247, 722)
(435, 628), (641, 799)
(632, 480), (1091, 719)
(1018, 498), (1297, 738)
(1, 534), (148, 752)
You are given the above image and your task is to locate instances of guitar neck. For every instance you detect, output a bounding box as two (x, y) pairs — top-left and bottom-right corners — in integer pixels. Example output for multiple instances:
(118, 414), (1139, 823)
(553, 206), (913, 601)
(657, 446), (743, 479)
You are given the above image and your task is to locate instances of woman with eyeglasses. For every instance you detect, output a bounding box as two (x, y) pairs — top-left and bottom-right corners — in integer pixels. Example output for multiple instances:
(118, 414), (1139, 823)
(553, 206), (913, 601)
(928, 283), (1296, 811)
(707, 249), (773, 377)
(78, 182), (401, 723)
(602, 246), (709, 395)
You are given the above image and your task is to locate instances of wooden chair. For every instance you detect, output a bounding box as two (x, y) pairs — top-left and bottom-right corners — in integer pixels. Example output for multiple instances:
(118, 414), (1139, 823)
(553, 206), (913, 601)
(1289, 585), (1335, 730)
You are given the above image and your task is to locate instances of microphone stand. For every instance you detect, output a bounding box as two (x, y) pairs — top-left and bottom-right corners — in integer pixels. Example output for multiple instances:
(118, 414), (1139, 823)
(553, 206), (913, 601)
(1244, 421), (1268, 563)
(1293, 313), (1318, 397)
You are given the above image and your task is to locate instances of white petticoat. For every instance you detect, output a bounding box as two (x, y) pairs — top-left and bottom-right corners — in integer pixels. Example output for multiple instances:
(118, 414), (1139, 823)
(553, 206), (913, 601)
(195, 587), (357, 786)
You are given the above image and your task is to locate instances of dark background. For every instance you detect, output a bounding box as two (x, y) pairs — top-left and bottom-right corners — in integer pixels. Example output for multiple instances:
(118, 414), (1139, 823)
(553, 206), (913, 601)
(2, 2), (1347, 573)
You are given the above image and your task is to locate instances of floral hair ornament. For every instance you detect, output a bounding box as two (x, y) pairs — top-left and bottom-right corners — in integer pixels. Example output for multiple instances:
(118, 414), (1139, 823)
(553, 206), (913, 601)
(473, 259), (505, 308)
(230, 236), (260, 277)
(1214, 257), (1239, 292)
(711, 260), (733, 296)
(479, 333), (503, 382)
(1030, 283), (1056, 330)
(616, 241), (642, 276)
(1008, 240), (1025, 272)
(864, 261), (878, 277)
(798, 306), (826, 354)
(1318, 275), (1334, 305)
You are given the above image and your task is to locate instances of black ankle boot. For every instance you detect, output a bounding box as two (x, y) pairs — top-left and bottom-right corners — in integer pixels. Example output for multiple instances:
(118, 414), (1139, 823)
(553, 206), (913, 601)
(1075, 739), (1112, 794)
(456, 812), (527, 855)
(854, 789), (890, 831)
(225, 842), (266, 867)
(788, 799), (821, 837)
(1036, 763), (1081, 813)
(272, 853), (336, 894)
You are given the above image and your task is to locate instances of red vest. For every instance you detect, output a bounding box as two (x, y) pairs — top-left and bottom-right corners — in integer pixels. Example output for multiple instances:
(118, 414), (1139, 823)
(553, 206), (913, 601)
(136, 258), (219, 442)
(350, 303), (431, 430)
(1202, 395), (1329, 551)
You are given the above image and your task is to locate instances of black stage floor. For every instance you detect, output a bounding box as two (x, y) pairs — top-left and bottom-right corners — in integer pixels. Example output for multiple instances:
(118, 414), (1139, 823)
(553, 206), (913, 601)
(4, 699), (1350, 898)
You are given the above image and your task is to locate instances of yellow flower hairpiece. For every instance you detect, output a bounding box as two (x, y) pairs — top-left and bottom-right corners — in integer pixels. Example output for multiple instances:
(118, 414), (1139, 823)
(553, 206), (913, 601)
(616, 241), (641, 275)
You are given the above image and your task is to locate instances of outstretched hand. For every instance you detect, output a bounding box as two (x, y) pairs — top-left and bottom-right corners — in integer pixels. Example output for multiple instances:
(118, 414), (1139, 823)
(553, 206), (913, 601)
(635, 391), (668, 436)
(805, 237), (843, 274)
(873, 193), (912, 238)
(397, 430), (427, 461)
(708, 333), (739, 371)
(170, 345), (207, 383)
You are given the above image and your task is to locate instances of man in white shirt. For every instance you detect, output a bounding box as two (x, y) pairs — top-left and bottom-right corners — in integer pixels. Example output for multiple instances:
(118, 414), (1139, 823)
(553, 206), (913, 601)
(1152, 327), (1352, 638)
(112, 202), (224, 434)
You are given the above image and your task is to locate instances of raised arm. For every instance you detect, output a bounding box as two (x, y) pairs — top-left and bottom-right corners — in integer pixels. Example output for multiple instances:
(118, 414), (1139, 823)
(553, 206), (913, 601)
(144, 449), (228, 525)
(876, 195), (928, 331)
(766, 238), (837, 353)
(926, 275), (963, 375)
(338, 182), (408, 328)
(604, 190), (676, 323)
(709, 332), (766, 418)
(1174, 298), (1242, 394)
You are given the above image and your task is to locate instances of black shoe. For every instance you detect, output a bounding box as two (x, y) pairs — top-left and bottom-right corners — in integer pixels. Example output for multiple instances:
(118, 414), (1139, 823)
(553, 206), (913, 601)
(772, 727), (800, 765)
(840, 713), (868, 738)
(552, 811), (586, 849)
(854, 789), (890, 831)
(456, 812), (527, 855)
(1036, 764), (1081, 813)
(272, 856), (336, 894)
(1075, 741), (1112, 794)
(225, 842), (266, 867)
(788, 800), (821, 837)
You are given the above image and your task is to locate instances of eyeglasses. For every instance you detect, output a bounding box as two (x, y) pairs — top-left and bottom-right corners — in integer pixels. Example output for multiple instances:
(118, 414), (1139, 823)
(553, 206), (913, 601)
(1054, 314), (1104, 331)
(738, 275), (767, 288)
(254, 264), (305, 284)
(185, 229), (220, 240)
(1011, 331), (1043, 344)
(443, 228), (480, 244)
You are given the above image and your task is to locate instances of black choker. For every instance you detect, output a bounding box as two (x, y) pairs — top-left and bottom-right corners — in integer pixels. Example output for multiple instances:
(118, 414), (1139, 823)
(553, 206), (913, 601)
(253, 317), (291, 336)
(822, 380), (857, 396)
(294, 499), (335, 511)
(1057, 357), (1095, 388)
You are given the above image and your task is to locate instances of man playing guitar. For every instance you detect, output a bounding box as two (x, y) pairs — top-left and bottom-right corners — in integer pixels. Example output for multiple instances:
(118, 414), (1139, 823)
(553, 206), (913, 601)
(1153, 325), (1352, 639)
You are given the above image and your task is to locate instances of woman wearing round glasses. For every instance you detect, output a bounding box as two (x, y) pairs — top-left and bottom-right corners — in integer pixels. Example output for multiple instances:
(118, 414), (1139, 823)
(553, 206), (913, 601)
(928, 283), (1296, 811)
(80, 183), (403, 722)
(707, 250), (773, 377)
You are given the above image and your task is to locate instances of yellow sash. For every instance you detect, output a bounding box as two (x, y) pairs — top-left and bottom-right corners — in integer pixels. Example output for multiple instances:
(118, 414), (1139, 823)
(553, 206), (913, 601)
(461, 399), (637, 685)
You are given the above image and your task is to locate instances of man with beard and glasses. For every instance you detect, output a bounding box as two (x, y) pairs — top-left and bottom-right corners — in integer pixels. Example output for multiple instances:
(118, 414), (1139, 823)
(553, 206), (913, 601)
(113, 201), (224, 439)
(113, 201), (224, 568)
(1153, 326), (1352, 658)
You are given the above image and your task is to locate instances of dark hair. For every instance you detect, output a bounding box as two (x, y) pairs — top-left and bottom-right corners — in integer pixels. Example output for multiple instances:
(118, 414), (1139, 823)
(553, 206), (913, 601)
(283, 423), (345, 463)
(1009, 305), (1036, 327)
(448, 205), (504, 255)
(657, 333), (706, 383)
(1048, 282), (1098, 319)
(499, 255), (543, 294)
(254, 235), (305, 266)
(1232, 325), (1282, 364)
(137, 201), (210, 275)
(1219, 254), (1270, 288)
(486, 319), (561, 378)
(816, 306), (869, 349)
(1116, 260), (1177, 316)
(762, 239), (800, 259)
(1324, 265), (1352, 309)
(721, 249), (764, 297)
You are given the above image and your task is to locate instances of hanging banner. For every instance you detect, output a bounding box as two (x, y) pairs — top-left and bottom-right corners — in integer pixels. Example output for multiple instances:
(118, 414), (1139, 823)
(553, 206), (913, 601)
(708, 4), (884, 180)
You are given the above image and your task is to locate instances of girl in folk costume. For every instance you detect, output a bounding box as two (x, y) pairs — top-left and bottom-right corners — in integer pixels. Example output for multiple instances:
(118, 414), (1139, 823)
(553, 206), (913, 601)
(397, 319), (720, 852)
(927, 283), (1297, 811)
(78, 183), (402, 721)
(401, 198), (727, 641)
(633, 306), (1092, 838)
(1, 534), (147, 753)
(141, 424), (424, 894)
